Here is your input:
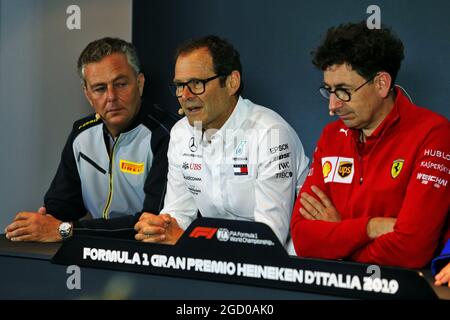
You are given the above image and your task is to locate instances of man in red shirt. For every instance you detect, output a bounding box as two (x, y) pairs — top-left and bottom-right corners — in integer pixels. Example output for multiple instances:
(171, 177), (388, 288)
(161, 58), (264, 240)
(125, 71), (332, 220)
(290, 21), (449, 269)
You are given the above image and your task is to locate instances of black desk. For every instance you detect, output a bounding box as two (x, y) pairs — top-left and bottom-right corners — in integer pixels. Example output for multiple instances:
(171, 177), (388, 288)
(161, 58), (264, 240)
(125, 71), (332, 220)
(1, 236), (449, 300)
(0, 237), (342, 300)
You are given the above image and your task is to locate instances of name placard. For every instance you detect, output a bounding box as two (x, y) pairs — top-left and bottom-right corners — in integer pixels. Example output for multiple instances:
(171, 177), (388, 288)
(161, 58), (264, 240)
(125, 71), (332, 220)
(52, 218), (437, 299)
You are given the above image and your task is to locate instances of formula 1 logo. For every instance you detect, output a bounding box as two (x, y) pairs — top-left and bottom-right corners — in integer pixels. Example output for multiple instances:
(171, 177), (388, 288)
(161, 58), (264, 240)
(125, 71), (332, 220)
(189, 227), (218, 239)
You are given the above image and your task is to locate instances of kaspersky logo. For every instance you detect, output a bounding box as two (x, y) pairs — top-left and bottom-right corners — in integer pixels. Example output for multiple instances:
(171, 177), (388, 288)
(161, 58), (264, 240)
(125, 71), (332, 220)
(189, 227), (218, 239)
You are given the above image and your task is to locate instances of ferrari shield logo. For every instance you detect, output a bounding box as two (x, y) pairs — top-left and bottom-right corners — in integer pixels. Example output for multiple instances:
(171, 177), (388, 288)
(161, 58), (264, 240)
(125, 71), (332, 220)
(391, 159), (404, 179)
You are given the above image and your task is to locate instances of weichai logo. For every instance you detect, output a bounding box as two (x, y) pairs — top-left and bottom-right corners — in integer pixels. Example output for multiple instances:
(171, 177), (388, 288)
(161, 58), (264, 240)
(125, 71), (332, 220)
(338, 161), (352, 177)
(119, 160), (144, 175)
(189, 227), (218, 239)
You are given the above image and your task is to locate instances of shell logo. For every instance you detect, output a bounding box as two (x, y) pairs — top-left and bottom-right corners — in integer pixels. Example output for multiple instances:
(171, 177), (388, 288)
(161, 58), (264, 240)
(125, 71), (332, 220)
(322, 161), (332, 178)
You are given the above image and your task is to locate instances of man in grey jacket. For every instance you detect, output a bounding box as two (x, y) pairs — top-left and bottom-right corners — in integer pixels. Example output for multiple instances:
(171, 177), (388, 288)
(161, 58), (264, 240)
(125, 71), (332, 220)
(5, 37), (175, 242)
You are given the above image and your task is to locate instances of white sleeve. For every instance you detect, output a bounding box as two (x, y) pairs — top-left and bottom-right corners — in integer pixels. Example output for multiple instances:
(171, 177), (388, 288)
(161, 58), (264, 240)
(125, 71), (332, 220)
(253, 124), (309, 246)
(160, 129), (198, 230)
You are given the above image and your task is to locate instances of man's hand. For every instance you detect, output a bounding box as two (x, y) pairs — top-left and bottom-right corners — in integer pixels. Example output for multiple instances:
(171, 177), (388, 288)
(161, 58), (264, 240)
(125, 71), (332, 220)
(134, 212), (183, 245)
(299, 185), (341, 222)
(366, 217), (396, 239)
(434, 262), (450, 287)
(5, 209), (62, 242)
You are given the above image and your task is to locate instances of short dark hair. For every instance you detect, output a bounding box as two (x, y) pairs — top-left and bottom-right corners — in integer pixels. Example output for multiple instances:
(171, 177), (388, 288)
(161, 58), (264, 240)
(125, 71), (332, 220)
(77, 37), (141, 83)
(312, 21), (404, 86)
(175, 35), (243, 96)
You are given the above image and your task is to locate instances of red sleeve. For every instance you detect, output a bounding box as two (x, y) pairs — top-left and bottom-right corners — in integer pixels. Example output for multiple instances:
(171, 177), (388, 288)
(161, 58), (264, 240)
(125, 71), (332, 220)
(351, 123), (450, 268)
(290, 128), (372, 259)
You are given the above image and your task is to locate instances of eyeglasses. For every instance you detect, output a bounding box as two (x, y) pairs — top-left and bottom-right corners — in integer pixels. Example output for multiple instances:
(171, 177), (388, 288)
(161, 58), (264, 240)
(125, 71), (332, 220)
(319, 74), (377, 102)
(170, 74), (225, 98)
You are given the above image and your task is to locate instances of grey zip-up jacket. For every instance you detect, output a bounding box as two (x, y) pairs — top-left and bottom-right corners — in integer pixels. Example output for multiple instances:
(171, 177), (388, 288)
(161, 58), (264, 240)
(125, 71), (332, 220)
(44, 103), (177, 238)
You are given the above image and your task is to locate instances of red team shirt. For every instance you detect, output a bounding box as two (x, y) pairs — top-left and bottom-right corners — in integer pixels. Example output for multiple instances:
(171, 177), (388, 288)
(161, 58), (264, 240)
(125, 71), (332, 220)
(291, 88), (450, 268)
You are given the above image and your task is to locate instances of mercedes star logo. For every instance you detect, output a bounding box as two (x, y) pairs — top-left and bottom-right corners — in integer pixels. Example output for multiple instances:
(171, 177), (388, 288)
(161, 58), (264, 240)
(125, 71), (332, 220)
(189, 137), (198, 152)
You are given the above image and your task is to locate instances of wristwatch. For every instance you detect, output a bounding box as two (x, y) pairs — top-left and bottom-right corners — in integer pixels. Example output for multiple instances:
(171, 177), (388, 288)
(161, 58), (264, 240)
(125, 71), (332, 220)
(58, 222), (73, 240)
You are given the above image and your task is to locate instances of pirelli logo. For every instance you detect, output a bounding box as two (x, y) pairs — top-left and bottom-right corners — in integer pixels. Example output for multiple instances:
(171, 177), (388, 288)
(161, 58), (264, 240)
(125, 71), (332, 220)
(189, 227), (218, 239)
(119, 160), (144, 175)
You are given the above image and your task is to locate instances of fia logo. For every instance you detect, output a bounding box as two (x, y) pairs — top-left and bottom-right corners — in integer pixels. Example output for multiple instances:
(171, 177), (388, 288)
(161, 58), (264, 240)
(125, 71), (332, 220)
(216, 228), (230, 242)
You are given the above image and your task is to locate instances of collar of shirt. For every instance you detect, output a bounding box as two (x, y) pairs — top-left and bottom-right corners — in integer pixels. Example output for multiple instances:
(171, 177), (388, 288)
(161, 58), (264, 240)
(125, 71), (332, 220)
(351, 88), (405, 156)
(350, 87), (404, 144)
(200, 96), (249, 146)
(107, 131), (117, 154)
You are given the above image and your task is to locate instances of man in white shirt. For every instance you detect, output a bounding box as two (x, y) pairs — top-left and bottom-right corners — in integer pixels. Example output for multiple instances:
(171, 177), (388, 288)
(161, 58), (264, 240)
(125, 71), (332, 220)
(134, 35), (309, 252)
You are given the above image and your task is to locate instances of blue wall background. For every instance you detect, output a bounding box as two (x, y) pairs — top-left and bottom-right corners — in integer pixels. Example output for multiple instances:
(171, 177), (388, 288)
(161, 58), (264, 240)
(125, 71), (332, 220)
(133, 0), (449, 156)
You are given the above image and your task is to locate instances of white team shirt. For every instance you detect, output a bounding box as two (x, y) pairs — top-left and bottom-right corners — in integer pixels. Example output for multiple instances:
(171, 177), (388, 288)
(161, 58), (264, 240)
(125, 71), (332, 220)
(162, 97), (309, 251)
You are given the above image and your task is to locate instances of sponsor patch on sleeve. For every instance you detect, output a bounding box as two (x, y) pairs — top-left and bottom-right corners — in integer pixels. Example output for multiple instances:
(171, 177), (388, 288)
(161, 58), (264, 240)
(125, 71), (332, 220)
(321, 156), (354, 184)
(416, 172), (448, 188)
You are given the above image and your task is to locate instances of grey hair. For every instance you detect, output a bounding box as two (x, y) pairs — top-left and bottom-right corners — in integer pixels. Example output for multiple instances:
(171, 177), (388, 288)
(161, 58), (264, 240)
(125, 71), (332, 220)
(77, 37), (141, 84)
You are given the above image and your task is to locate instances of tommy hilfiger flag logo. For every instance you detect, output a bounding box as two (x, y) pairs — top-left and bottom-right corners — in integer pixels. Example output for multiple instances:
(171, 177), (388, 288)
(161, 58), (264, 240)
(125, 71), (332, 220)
(233, 164), (248, 175)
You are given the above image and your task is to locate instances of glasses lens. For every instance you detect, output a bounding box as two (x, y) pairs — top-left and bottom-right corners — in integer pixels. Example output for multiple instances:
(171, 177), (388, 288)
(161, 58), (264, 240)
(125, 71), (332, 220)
(188, 80), (205, 95)
(319, 87), (331, 99)
(335, 89), (350, 102)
